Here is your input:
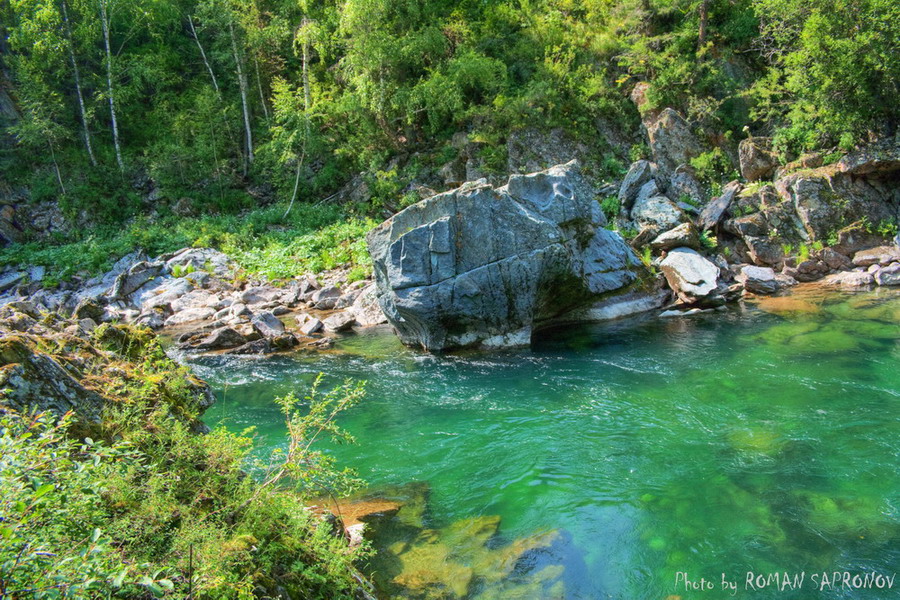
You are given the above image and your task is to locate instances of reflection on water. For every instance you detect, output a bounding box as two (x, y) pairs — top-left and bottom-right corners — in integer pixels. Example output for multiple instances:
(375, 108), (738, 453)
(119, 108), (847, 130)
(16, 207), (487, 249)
(194, 287), (900, 599)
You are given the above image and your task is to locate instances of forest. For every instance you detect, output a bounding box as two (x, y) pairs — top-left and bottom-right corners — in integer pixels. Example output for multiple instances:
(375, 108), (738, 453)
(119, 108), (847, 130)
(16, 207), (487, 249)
(0, 0), (896, 281)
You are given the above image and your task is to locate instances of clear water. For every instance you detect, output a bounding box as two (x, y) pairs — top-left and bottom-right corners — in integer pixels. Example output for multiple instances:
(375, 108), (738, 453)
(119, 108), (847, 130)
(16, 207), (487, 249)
(193, 287), (900, 599)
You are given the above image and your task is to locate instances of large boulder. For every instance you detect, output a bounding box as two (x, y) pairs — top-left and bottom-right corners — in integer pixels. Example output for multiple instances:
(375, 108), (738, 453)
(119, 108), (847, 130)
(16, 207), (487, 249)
(367, 161), (643, 351)
(738, 137), (778, 181)
(631, 195), (684, 231)
(645, 108), (704, 176)
(659, 248), (720, 304)
(774, 164), (899, 241)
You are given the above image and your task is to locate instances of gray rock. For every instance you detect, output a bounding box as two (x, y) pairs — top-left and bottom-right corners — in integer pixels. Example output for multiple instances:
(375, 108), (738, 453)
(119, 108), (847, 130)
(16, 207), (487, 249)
(335, 288), (363, 309)
(744, 236), (785, 267)
(736, 265), (778, 295)
(311, 286), (342, 310)
(140, 278), (193, 311)
(27, 266), (45, 282)
(0, 271), (25, 293)
(250, 311), (285, 338)
(738, 137), (778, 181)
(230, 302), (251, 317)
(299, 317), (324, 335)
(323, 312), (356, 332)
(819, 271), (875, 287)
(349, 283), (388, 327)
(190, 327), (247, 351)
(820, 248), (852, 271)
(240, 285), (283, 305)
(368, 161), (643, 351)
(166, 247), (235, 279)
(666, 165), (705, 206)
(135, 309), (167, 329)
(618, 160), (655, 210)
(699, 181), (741, 231)
(109, 261), (163, 299)
(875, 263), (900, 286)
(659, 248), (720, 303)
(853, 245), (900, 267)
(171, 290), (215, 314)
(650, 223), (700, 251)
(645, 108), (704, 175)
(164, 307), (215, 327)
(631, 195), (683, 231)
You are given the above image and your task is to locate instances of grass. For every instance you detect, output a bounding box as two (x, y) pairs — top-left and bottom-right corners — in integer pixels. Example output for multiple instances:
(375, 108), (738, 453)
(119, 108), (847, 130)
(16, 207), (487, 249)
(0, 202), (377, 284)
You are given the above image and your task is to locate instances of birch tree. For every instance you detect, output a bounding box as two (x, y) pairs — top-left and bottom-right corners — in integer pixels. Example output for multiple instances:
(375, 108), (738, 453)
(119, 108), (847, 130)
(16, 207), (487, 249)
(60, 0), (96, 166)
(98, 0), (124, 171)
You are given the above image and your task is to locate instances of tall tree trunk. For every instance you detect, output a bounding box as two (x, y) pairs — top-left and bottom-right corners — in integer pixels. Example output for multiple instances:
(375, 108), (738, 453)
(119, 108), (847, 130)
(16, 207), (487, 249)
(301, 19), (311, 130)
(254, 56), (269, 122)
(229, 20), (253, 175)
(698, 0), (710, 49)
(61, 0), (96, 166)
(99, 0), (124, 171)
(188, 15), (219, 94)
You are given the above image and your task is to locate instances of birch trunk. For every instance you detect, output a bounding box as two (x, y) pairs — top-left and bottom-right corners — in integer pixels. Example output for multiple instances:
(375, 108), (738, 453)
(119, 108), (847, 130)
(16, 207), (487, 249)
(99, 0), (124, 171)
(188, 15), (219, 94)
(61, 0), (96, 166)
(254, 56), (269, 122)
(301, 19), (311, 129)
(229, 20), (253, 175)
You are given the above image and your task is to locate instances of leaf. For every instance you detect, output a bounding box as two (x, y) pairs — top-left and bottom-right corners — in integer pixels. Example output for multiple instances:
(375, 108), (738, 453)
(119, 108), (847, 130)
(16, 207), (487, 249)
(111, 567), (129, 588)
(34, 483), (55, 499)
(0, 526), (14, 539)
(91, 528), (101, 543)
(157, 578), (174, 590)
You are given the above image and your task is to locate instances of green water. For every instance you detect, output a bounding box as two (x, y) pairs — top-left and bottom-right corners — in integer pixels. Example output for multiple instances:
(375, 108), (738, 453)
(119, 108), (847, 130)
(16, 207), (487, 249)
(195, 288), (900, 599)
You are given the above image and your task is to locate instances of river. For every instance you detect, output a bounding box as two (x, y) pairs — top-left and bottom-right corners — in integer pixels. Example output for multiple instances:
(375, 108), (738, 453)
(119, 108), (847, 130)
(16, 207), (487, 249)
(192, 286), (899, 599)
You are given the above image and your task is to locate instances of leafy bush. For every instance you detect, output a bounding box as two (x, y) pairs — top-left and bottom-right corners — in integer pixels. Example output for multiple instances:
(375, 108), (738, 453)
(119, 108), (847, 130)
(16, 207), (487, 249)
(600, 196), (621, 222)
(0, 323), (370, 599)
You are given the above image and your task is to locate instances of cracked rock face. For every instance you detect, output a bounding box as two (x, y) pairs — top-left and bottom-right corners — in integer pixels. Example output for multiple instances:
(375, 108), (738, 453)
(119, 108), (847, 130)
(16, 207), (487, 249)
(367, 161), (642, 351)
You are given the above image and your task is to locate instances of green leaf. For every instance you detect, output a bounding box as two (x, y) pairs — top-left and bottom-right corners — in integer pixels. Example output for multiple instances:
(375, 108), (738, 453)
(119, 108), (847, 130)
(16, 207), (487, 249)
(91, 528), (101, 543)
(112, 567), (129, 588)
(0, 526), (14, 539)
(34, 483), (55, 499)
(157, 578), (174, 590)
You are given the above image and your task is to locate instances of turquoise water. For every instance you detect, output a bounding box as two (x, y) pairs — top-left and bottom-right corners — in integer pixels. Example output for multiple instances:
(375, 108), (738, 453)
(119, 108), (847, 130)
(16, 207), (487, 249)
(194, 288), (900, 599)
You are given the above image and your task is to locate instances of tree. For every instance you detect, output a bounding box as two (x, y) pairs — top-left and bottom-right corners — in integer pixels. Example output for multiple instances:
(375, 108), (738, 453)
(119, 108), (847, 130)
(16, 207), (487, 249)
(98, 0), (124, 171)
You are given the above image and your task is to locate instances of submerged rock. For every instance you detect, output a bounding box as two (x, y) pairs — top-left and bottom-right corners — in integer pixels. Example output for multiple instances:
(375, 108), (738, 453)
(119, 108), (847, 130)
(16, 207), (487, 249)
(367, 161), (644, 351)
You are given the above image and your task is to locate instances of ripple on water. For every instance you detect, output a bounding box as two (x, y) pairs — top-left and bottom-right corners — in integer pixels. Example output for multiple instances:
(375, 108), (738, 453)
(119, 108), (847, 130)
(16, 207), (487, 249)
(193, 288), (900, 599)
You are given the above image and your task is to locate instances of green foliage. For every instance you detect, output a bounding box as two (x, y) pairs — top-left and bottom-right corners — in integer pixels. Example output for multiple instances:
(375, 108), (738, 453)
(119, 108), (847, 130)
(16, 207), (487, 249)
(690, 148), (738, 188)
(0, 203), (375, 283)
(752, 0), (900, 154)
(798, 243), (810, 262)
(699, 230), (718, 250)
(600, 196), (621, 222)
(0, 323), (370, 599)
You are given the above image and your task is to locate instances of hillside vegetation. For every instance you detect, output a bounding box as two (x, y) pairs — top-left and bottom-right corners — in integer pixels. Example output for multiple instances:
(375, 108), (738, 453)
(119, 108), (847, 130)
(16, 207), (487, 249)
(0, 0), (897, 275)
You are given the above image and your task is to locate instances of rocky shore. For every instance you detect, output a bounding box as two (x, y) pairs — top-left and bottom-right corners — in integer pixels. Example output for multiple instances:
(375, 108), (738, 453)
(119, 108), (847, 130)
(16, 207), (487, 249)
(0, 246), (388, 355)
(0, 113), (897, 355)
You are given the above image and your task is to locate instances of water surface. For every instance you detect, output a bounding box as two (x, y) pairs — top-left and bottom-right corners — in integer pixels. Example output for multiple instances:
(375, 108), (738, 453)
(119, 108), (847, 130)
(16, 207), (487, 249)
(194, 287), (900, 599)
